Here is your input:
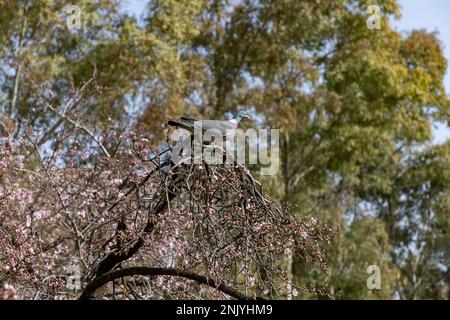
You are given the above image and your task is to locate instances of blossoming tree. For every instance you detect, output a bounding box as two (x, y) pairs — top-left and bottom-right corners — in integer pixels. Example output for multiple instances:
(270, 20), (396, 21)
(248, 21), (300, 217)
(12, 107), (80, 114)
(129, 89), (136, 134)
(0, 71), (334, 300)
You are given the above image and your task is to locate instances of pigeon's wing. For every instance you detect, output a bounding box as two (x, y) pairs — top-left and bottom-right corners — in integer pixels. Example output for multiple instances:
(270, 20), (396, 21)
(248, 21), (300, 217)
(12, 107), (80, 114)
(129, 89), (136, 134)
(168, 118), (237, 136)
(199, 120), (236, 136)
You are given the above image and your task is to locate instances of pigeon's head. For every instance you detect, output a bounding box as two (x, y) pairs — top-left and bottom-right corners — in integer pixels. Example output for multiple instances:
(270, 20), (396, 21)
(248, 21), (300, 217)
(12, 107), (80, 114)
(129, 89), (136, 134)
(237, 110), (252, 121)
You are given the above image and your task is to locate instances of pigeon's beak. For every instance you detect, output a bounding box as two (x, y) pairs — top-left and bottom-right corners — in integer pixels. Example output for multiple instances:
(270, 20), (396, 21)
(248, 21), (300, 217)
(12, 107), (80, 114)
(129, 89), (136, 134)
(243, 114), (252, 120)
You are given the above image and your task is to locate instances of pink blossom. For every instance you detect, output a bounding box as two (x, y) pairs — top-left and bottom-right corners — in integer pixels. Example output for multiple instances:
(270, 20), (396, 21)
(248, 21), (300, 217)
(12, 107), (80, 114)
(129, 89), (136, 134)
(77, 210), (86, 218)
(113, 178), (123, 186)
(2, 283), (18, 299)
(11, 188), (33, 204)
(299, 229), (308, 238)
(16, 155), (25, 169)
(0, 157), (11, 170)
(34, 209), (50, 220)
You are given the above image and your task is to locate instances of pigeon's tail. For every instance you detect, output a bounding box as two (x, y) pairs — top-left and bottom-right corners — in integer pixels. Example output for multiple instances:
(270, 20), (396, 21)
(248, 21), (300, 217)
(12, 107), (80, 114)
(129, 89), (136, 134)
(180, 116), (197, 122)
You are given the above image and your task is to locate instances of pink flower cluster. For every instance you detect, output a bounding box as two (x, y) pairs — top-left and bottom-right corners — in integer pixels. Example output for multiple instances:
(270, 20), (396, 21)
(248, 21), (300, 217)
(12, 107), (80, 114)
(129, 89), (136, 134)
(2, 283), (18, 300)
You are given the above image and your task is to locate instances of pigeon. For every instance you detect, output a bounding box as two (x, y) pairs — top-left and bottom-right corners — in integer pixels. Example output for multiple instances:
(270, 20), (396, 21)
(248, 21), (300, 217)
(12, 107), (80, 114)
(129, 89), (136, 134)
(168, 110), (252, 137)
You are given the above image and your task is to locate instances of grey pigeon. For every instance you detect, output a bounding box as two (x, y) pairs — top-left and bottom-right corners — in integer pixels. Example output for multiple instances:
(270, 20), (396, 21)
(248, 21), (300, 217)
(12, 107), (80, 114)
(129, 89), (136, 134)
(168, 110), (252, 137)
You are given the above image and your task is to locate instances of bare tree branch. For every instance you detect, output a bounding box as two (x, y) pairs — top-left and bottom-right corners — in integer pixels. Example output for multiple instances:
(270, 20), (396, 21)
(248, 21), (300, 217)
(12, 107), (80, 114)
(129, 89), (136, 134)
(18, 63), (110, 157)
(79, 267), (259, 300)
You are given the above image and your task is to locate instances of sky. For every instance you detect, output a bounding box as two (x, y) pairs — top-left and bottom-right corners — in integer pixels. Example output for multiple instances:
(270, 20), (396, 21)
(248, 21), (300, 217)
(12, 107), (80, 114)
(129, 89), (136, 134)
(123, 0), (450, 144)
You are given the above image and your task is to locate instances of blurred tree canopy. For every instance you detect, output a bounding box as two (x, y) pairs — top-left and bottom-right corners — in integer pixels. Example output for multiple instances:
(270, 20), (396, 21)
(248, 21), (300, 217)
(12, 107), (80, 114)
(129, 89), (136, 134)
(1, 0), (448, 299)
